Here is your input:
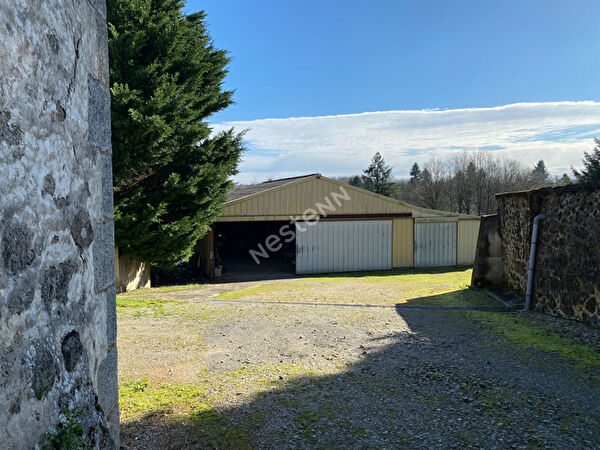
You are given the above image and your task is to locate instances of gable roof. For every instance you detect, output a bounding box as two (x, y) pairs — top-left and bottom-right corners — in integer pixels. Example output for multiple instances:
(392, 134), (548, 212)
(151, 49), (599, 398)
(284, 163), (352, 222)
(221, 173), (479, 220)
(227, 174), (318, 201)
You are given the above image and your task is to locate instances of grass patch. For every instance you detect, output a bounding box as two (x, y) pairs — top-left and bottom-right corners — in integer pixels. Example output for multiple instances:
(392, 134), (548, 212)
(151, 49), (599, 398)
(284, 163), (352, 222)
(123, 284), (201, 297)
(116, 297), (186, 308)
(116, 297), (188, 317)
(305, 265), (472, 281)
(120, 379), (208, 421)
(462, 311), (600, 368)
(116, 298), (235, 326)
(407, 288), (503, 308)
(216, 268), (474, 306)
(119, 380), (250, 448)
(196, 362), (322, 394)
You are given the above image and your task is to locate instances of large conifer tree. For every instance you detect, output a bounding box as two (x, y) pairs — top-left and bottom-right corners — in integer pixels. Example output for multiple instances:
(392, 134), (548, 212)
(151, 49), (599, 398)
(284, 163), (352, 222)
(361, 152), (394, 196)
(573, 139), (600, 185)
(108, 0), (243, 266)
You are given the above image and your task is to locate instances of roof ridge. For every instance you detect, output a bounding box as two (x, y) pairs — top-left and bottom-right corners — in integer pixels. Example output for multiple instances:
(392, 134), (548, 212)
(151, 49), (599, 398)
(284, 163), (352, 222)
(260, 173), (318, 184)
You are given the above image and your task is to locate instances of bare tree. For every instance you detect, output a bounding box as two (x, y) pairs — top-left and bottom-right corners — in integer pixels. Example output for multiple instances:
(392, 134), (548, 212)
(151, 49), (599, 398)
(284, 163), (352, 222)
(418, 158), (448, 210)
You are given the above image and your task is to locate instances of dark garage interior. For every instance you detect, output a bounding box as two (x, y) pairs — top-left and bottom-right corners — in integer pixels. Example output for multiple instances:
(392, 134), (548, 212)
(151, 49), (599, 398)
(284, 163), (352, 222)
(214, 221), (296, 280)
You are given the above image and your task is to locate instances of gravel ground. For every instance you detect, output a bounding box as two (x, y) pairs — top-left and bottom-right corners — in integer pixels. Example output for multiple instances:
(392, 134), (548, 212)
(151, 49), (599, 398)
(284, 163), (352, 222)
(119, 275), (600, 449)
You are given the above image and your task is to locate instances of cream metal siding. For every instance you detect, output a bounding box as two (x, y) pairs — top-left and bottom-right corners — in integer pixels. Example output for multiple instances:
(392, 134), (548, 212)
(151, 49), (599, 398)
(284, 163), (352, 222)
(296, 220), (392, 274)
(220, 175), (424, 221)
(392, 218), (413, 268)
(457, 220), (480, 265)
(414, 222), (457, 267)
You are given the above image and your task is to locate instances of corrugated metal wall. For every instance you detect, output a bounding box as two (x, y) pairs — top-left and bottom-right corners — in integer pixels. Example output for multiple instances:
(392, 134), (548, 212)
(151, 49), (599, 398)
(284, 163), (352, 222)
(457, 220), (481, 265)
(296, 220), (392, 274)
(414, 222), (457, 267)
(392, 218), (413, 268)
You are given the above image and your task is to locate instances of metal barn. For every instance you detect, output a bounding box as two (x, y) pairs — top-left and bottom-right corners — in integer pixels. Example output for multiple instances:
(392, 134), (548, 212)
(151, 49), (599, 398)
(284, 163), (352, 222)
(197, 174), (480, 279)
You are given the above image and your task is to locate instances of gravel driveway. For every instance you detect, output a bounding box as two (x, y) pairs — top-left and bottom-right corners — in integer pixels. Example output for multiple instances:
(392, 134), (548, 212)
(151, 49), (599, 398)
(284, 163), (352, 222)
(118, 271), (600, 449)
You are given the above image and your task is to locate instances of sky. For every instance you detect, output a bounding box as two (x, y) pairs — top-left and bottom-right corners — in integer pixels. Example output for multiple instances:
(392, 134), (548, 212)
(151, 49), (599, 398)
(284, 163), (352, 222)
(187, 0), (600, 183)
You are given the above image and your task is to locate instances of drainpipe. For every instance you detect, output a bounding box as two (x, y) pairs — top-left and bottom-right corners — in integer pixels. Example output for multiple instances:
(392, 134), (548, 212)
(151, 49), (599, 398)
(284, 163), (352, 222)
(525, 214), (546, 311)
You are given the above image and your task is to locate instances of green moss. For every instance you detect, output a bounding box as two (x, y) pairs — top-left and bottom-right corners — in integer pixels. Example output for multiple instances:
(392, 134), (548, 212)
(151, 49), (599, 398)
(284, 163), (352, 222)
(292, 403), (345, 446)
(189, 409), (250, 449)
(36, 384), (51, 401)
(461, 311), (600, 368)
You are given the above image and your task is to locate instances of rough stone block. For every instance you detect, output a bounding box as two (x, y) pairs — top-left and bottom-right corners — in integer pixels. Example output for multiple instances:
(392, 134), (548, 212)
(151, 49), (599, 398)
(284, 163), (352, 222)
(93, 220), (115, 293)
(31, 347), (57, 400)
(105, 285), (117, 348)
(97, 348), (119, 416)
(61, 330), (84, 372)
(88, 76), (111, 152)
(95, 14), (109, 86)
(6, 276), (35, 315)
(70, 210), (94, 249)
(88, 0), (107, 19)
(100, 154), (114, 218)
(2, 220), (36, 275)
(0, 111), (24, 145)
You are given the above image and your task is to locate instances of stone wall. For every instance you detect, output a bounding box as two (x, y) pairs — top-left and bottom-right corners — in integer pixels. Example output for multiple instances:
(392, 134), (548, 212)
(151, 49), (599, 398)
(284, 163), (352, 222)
(115, 247), (151, 292)
(470, 214), (503, 287)
(0, 0), (119, 447)
(497, 184), (600, 326)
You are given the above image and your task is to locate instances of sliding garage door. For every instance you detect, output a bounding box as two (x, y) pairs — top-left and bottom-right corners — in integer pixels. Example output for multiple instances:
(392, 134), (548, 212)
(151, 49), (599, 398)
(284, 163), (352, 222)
(414, 221), (457, 267)
(296, 220), (392, 274)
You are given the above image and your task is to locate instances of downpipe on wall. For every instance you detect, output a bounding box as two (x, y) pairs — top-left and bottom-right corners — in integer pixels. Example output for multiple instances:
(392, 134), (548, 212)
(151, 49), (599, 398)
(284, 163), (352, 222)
(525, 214), (546, 311)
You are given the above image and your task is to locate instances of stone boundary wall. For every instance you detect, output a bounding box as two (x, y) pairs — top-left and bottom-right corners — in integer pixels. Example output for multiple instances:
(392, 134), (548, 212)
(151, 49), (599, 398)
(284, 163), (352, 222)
(0, 0), (119, 447)
(470, 214), (503, 287)
(496, 184), (600, 326)
(115, 247), (151, 292)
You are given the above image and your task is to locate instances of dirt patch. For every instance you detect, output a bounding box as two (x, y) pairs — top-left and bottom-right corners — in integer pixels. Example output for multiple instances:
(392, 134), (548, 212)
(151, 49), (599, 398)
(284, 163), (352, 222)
(117, 269), (600, 449)
(118, 280), (267, 302)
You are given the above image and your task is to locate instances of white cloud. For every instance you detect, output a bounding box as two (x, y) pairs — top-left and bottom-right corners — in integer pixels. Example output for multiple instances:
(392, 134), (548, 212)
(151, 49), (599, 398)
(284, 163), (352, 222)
(212, 101), (600, 184)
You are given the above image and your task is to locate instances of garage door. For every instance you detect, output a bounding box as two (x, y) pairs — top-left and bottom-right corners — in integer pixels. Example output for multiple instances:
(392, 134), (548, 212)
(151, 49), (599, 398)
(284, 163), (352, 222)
(296, 220), (392, 274)
(414, 222), (457, 267)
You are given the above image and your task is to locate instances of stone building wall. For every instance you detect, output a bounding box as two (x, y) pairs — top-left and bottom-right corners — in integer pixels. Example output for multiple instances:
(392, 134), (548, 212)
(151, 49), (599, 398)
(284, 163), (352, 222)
(0, 0), (119, 447)
(115, 247), (151, 292)
(470, 214), (503, 287)
(497, 184), (600, 326)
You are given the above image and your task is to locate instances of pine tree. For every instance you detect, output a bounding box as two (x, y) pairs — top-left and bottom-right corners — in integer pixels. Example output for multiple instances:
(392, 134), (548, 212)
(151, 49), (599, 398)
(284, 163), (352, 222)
(573, 138), (600, 185)
(348, 175), (363, 188)
(409, 162), (422, 183)
(531, 159), (549, 184)
(108, 0), (243, 266)
(361, 152), (393, 196)
(556, 173), (572, 186)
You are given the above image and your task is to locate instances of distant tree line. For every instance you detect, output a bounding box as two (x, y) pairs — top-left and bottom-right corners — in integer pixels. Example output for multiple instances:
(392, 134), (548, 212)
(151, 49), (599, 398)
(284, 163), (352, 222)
(341, 139), (600, 215)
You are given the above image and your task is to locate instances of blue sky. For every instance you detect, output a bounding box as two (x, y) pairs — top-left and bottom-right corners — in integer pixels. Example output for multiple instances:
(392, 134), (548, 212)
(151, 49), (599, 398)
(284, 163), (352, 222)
(187, 0), (600, 182)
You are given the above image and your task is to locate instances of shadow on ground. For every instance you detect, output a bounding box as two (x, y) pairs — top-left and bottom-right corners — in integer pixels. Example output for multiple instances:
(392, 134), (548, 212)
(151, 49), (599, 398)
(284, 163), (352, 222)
(121, 301), (600, 449)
